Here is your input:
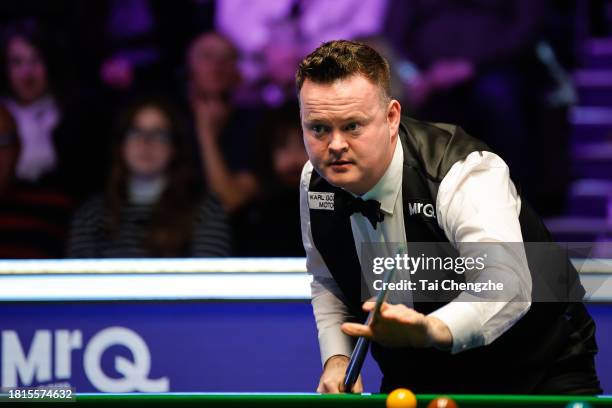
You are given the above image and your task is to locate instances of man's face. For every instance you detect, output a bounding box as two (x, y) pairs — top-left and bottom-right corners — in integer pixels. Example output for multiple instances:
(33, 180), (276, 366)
(188, 33), (239, 97)
(7, 37), (48, 104)
(299, 75), (400, 195)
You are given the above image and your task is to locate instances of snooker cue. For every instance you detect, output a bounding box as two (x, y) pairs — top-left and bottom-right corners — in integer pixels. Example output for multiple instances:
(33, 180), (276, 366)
(343, 260), (398, 392)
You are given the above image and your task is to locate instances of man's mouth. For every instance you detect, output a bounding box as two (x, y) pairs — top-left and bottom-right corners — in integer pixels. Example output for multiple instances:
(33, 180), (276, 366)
(329, 160), (353, 170)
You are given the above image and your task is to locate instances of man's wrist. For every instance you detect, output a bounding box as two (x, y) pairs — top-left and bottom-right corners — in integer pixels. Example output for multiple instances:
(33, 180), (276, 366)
(426, 316), (453, 351)
(324, 354), (349, 368)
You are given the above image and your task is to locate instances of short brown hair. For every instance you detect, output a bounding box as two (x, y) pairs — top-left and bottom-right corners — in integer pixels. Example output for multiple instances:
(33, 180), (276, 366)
(295, 40), (391, 99)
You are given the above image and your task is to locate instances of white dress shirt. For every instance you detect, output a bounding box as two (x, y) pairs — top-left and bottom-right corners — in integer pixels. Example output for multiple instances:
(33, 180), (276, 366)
(300, 136), (532, 366)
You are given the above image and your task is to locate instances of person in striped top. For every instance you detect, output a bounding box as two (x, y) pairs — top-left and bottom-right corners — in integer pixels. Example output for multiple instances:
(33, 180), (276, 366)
(68, 96), (230, 258)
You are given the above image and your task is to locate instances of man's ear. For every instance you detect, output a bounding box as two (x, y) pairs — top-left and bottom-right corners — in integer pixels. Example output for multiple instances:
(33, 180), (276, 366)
(387, 99), (401, 139)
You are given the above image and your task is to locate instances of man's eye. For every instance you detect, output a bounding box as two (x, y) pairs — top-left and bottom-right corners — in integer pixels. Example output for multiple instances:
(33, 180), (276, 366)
(345, 123), (360, 132)
(311, 125), (326, 135)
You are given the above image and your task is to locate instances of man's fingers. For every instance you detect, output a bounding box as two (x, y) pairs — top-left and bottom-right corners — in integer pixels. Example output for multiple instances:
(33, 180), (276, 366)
(352, 376), (364, 393)
(341, 323), (373, 339)
(362, 301), (376, 312)
(379, 304), (420, 322)
(363, 301), (390, 314)
(318, 379), (341, 394)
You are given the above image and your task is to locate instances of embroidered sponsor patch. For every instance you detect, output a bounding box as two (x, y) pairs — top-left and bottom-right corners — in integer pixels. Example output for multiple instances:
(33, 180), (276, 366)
(308, 192), (335, 210)
(407, 201), (436, 219)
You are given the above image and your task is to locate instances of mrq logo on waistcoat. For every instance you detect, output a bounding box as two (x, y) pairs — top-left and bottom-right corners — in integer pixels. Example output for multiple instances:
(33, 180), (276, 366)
(0, 327), (169, 392)
(408, 202), (436, 219)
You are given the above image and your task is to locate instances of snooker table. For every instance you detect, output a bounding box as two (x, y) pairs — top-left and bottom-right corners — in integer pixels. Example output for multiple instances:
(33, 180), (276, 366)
(61, 393), (612, 407)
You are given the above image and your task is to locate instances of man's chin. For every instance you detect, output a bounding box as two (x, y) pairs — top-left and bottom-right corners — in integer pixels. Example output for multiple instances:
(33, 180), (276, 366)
(322, 172), (360, 194)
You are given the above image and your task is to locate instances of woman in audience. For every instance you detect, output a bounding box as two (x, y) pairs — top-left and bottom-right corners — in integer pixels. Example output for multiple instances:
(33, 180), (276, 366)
(0, 20), (64, 184)
(1, 19), (110, 201)
(68, 96), (230, 258)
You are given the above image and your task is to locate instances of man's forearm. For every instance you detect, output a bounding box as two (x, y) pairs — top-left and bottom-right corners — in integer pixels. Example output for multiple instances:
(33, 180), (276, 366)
(311, 281), (355, 366)
(198, 131), (257, 212)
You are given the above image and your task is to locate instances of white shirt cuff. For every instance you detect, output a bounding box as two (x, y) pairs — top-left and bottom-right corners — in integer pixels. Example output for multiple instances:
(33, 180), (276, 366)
(429, 301), (485, 354)
(318, 327), (354, 367)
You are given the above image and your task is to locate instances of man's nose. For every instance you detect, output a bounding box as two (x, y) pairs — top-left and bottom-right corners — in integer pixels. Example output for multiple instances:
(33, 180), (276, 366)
(328, 131), (348, 154)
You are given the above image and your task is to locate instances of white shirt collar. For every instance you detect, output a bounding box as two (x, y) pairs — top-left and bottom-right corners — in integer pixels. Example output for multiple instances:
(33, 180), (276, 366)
(359, 135), (403, 215)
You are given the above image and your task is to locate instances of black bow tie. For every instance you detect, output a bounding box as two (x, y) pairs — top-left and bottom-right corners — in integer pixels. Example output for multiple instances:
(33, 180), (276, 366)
(344, 196), (385, 229)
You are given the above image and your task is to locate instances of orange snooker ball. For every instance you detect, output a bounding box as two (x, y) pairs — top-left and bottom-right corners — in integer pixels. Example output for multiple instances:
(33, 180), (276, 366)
(427, 396), (458, 408)
(386, 388), (417, 408)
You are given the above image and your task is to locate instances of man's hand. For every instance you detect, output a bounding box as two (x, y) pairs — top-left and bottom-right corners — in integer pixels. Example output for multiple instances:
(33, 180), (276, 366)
(317, 355), (363, 394)
(341, 302), (452, 349)
(192, 97), (230, 143)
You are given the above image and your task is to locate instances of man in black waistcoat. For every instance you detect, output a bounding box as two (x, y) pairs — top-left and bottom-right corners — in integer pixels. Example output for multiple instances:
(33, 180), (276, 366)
(297, 40), (601, 395)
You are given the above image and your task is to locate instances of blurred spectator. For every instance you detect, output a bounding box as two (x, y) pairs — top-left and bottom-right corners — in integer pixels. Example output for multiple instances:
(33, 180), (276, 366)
(68, 96), (230, 258)
(216, 0), (389, 106)
(233, 103), (307, 256)
(187, 31), (262, 213)
(68, 0), (213, 96)
(0, 20), (64, 184)
(0, 18), (111, 201)
(385, 0), (548, 206)
(0, 105), (73, 258)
